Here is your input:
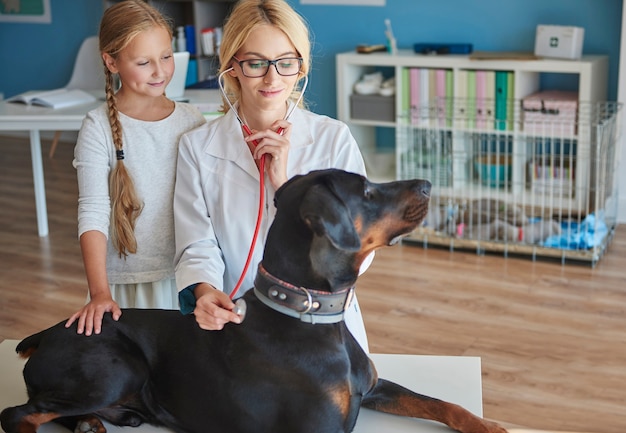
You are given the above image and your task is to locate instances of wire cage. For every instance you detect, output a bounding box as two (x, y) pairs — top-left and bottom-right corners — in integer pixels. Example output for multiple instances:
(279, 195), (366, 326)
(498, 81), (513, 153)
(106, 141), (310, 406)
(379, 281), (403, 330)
(398, 98), (622, 265)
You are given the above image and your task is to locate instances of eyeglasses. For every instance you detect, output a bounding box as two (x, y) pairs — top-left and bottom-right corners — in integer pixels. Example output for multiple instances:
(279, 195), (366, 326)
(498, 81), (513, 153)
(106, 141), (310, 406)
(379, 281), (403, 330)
(233, 57), (303, 78)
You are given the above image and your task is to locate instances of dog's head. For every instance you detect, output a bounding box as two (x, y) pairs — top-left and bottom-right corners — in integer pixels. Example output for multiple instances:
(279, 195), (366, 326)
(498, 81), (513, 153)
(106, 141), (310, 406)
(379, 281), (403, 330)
(263, 169), (431, 292)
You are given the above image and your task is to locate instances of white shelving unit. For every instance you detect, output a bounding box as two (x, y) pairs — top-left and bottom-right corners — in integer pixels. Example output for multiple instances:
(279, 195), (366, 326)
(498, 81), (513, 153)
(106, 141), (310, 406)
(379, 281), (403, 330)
(105, 0), (235, 82)
(337, 50), (606, 163)
(336, 50), (620, 263)
(336, 49), (608, 196)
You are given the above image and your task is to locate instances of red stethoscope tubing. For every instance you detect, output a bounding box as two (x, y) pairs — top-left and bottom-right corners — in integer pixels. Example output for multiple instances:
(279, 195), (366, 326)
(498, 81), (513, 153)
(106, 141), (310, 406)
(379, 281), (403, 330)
(229, 125), (283, 300)
(218, 69), (307, 300)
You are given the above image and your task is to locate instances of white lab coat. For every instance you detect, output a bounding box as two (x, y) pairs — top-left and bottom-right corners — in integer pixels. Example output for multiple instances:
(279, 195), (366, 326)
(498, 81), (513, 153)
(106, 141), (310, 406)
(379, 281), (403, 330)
(174, 105), (370, 351)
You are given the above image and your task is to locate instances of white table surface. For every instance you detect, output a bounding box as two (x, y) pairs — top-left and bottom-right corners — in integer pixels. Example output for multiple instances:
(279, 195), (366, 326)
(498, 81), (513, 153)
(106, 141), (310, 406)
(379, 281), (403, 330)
(0, 89), (222, 237)
(0, 339), (483, 433)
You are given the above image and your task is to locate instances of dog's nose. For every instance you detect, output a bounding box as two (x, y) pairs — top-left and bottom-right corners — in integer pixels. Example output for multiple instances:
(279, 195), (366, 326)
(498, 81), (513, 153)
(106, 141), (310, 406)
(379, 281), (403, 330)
(419, 180), (431, 198)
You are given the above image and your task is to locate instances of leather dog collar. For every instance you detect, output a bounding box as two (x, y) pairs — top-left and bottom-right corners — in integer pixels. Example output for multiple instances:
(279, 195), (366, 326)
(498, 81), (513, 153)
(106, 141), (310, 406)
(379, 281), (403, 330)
(253, 264), (355, 324)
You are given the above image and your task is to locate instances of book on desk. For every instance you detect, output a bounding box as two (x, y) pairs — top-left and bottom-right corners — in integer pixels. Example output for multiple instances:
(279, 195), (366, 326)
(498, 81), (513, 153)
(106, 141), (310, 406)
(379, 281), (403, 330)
(7, 88), (97, 109)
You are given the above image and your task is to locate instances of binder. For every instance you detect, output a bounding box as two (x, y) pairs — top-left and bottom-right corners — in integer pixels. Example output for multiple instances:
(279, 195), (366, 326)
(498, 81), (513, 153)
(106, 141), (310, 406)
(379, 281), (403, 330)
(494, 71), (508, 130)
(475, 70), (486, 129)
(402, 67), (411, 121)
(445, 70), (454, 127)
(456, 70), (468, 128)
(419, 68), (430, 126)
(467, 70), (476, 129)
(409, 68), (420, 123)
(429, 68), (437, 116)
(506, 71), (515, 130)
(435, 69), (447, 127)
(485, 71), (496, 127)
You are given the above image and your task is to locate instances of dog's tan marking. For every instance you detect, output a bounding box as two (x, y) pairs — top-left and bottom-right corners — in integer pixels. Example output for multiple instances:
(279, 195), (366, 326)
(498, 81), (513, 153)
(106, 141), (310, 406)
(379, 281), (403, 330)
(353, 215), (363, 234)
(17, 347), (36, 359)
(18, 412), (60, 433)
(360, 216), (401, 247)
(326, 383), (351, 418)
(371, 394), (507, 433)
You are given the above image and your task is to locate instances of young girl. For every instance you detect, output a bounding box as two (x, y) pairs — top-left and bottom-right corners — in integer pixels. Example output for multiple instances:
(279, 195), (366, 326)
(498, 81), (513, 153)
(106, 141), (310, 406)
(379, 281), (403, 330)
(65, 0), (206, 336)
(173, 0), (370, 351)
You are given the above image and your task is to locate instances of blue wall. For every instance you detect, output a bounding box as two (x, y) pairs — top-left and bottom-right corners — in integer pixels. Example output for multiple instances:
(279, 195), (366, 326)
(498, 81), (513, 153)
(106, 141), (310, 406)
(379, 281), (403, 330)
(0, 0), (622, 117)
(293, 0), (623, 117)
(0, 0), (103, 98)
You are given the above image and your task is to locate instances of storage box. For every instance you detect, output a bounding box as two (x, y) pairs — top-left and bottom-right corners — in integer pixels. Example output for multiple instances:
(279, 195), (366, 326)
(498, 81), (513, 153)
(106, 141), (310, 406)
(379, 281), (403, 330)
(521, 90), (578, 136)
(474, 155), (511, 188)
(527, 157), (575, 197)
(534, 25), (584, 60)
(350, 94), (395, 122)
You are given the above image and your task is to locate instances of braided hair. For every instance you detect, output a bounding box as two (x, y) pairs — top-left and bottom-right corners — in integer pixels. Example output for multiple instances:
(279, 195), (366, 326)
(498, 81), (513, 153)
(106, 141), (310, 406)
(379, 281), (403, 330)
(98, 0), (173, 257)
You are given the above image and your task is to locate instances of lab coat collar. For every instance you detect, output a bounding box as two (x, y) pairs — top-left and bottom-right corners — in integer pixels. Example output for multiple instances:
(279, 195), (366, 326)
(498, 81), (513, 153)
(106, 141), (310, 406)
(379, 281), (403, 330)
(205, 103), (314, 181)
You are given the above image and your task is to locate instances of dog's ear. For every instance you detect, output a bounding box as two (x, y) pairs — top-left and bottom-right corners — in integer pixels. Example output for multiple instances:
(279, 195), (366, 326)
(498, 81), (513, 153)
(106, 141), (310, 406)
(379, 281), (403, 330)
(300, 184), (361, 251)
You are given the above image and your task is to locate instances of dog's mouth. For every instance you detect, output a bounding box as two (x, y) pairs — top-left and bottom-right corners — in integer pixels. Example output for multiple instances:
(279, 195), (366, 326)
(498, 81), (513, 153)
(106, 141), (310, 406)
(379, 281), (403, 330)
(403, 202), (430, 225)
(385, 203), (429, 246)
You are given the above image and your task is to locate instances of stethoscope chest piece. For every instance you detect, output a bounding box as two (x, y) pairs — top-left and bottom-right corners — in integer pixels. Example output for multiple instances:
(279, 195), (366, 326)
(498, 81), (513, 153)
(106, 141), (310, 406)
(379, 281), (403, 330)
(233, 298), (247, 322)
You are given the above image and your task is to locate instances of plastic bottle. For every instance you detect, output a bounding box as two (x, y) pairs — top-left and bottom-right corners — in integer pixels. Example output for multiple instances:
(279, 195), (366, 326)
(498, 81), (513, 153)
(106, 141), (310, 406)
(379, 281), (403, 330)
(176, 26), (186, 52)
(185, 25), (196, 55)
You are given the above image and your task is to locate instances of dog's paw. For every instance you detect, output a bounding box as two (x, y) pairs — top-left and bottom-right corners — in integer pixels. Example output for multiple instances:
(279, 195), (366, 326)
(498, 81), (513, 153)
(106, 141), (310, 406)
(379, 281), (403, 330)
(74, 416), (106, 433)
(481, 419), (509, 433)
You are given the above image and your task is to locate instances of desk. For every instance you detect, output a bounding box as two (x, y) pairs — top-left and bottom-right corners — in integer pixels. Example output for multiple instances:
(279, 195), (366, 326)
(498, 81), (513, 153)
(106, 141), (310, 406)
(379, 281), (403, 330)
(0, 89), (222, 237)
(0, 339), (483, 433)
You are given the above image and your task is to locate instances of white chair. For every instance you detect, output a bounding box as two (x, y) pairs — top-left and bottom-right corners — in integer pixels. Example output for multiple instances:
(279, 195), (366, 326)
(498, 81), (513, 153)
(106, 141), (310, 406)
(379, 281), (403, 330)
(49, 36), (104, 158)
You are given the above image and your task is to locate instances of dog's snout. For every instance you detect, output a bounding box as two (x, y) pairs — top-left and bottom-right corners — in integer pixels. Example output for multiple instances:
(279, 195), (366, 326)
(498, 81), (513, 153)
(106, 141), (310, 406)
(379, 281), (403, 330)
(413, 180), (431, 199)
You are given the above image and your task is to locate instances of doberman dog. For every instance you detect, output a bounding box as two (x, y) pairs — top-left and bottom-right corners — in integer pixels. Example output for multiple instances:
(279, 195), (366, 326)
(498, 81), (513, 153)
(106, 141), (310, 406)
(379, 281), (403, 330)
(1, 169), (507, 433)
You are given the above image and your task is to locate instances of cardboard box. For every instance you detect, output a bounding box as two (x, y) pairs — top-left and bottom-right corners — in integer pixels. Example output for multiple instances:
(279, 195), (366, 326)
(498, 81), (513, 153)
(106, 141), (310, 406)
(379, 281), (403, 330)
(350, 94), (395, 122)
(534, 25), (584, 60)
(521, 90), (578, 136)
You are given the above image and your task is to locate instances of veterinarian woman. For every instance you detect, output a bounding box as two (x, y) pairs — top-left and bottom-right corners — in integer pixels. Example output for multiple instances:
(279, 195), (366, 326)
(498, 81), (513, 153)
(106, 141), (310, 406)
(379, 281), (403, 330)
(174, 0), (371, 351)
(65, 0), (206, 336)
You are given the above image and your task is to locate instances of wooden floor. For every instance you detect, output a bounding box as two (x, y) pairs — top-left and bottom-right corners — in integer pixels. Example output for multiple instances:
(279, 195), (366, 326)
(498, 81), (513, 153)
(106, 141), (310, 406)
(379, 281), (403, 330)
(1, 134), (625, 433)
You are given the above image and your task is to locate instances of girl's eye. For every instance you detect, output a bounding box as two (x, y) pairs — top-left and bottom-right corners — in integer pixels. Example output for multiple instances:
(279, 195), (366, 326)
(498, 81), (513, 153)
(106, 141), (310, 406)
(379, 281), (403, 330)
(138, 61), (149, 66)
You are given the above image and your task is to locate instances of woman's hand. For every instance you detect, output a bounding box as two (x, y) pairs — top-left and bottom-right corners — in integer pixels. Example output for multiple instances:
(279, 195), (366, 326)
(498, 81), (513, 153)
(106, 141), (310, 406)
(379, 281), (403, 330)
(193, 283), (242, 330)
(246, 119), (292, 189)
(65, 293), (122, 336)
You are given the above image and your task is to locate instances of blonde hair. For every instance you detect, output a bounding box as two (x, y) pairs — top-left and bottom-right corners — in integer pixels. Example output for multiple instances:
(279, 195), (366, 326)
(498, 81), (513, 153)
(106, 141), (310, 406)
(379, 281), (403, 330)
(218, 0), (311, 113)
(99, 0), (173, 257)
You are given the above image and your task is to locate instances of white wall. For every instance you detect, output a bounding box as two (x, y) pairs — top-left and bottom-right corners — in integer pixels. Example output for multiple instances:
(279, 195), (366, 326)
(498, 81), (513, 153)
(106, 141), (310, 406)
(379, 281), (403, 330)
(618, 2), (626, 223)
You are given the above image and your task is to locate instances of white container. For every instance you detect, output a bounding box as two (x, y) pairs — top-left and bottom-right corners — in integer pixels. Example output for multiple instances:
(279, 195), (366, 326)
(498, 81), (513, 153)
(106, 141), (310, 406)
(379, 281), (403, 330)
(176, 26), (187, 52)
(201, 28), (215, 55)
(534, 25), (584, 60)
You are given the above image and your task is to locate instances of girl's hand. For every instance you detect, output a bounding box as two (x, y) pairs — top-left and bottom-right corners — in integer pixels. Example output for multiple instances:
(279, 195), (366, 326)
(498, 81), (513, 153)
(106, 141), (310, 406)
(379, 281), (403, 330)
(246, 120), (292, 189)
(65, 293), (122, 336)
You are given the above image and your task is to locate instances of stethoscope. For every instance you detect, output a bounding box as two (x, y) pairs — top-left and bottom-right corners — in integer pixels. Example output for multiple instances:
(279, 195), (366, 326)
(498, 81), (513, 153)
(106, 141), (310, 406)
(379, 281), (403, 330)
(217, 67), (309, 304)
(217, 67), (309, 142)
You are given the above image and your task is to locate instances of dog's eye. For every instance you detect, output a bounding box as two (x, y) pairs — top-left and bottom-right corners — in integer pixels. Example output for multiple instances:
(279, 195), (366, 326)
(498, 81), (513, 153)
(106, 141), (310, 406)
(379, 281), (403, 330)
(364, 186), (373, 199)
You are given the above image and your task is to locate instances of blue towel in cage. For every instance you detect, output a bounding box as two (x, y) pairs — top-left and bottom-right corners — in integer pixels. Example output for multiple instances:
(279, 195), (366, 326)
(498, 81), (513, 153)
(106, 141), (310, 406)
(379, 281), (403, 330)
(542, 213), (608, 250)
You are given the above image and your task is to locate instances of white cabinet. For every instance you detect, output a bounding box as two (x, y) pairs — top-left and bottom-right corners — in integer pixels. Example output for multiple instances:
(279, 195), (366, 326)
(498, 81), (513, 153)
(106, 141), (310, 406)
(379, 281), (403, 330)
(105, 0), (235, 82)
